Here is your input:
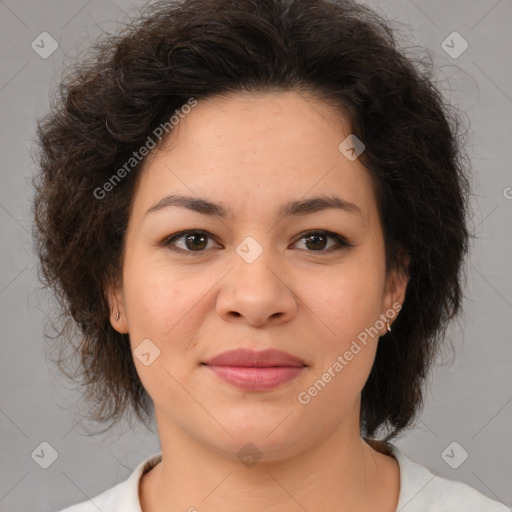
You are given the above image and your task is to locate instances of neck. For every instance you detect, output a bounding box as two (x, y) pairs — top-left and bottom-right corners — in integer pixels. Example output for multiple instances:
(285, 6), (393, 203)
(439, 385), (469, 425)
(139, 408), (399, 512)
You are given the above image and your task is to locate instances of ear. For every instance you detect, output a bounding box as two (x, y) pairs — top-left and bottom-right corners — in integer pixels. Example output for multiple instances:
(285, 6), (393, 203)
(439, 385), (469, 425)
(106, 278), (128, 334)
(381, 253), (410, 334)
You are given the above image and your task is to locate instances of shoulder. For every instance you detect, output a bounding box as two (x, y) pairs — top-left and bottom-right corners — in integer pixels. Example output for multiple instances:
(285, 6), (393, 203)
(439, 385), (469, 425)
(385, 442), (511, 512)
(54, 453), (163, 512)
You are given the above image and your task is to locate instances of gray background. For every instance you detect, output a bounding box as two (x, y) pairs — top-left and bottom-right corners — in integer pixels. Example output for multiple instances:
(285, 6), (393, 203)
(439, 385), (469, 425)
(0, 0), (511, 510)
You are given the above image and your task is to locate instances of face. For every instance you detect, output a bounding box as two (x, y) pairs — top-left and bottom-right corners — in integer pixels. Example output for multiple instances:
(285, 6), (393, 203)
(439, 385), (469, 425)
(109, 91), (408, 461)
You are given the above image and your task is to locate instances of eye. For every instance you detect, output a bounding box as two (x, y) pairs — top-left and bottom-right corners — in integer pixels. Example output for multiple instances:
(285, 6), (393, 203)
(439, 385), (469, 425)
(160, 230), (221, 255)
(160, 229), (351, 255)
(292, 230), (351, 252)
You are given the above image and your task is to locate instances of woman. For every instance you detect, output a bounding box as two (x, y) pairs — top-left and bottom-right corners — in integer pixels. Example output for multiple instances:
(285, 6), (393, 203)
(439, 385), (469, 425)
(33, 0), (509, 510)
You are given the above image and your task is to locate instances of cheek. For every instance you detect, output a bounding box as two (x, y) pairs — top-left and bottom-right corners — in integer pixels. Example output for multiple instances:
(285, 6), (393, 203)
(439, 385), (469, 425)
(121, 264), (202, 396)
(300, 268), (384, 411)
(122, 257), (198, 342)
(308, 262), (385, 342)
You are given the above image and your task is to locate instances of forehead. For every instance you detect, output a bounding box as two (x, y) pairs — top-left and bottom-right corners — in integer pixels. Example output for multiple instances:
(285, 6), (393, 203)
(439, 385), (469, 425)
(133, 91), (379, 226)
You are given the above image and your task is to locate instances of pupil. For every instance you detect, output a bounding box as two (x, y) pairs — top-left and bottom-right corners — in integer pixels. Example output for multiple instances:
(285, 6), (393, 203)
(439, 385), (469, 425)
(306, 233), (326, 250)
(186, 233), (207, 250)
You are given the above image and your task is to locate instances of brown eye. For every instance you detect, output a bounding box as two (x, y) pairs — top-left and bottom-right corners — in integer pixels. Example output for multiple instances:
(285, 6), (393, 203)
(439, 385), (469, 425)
(304, 232), (328, 251)
(160, 229), (351, 256)
(183, 232), (208, 251)
(293, 230), (351, 252)
(161, 230), (220, 255)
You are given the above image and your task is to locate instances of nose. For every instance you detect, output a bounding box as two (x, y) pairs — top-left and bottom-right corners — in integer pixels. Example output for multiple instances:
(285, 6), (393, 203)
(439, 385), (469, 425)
(215, 245), (297, 327)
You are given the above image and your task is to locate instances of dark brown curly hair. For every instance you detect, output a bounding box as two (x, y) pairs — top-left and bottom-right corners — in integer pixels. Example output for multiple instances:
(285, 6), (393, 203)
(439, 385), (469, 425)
(33, 0), (470, 440)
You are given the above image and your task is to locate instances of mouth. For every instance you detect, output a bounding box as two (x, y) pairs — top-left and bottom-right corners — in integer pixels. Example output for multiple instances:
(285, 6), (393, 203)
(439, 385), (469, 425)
(201, 348), (308, 391)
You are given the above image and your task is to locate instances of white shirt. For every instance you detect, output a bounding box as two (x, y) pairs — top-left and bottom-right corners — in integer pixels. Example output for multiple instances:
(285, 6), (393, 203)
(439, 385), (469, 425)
(56, 442), (510, 511)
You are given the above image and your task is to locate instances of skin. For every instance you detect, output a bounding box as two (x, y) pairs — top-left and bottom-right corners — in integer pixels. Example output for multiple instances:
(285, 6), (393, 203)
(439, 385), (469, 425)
(109, 91), (409, 512)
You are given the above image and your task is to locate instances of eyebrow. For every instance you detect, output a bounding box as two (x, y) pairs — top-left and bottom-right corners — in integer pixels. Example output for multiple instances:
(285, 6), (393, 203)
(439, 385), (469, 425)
(146, 193), (362, 218)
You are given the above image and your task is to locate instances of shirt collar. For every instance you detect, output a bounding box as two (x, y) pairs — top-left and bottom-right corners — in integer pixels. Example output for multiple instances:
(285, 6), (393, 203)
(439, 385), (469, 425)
(113, 452), (162, 512)
(111, 442), (430, 511)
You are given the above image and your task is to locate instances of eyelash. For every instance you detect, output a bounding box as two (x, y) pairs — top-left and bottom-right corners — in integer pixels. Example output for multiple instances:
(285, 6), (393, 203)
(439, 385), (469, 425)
(159, 229), (352, 256)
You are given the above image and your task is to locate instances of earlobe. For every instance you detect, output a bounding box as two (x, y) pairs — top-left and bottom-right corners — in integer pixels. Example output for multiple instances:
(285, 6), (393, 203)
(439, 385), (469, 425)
(112, 309), (128, 334)
(382, 263), (410, 334)
(107, 283), (128, 333)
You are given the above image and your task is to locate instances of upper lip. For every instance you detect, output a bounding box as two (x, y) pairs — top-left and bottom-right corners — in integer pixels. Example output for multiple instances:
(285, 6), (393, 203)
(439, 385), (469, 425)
(203, 348), (307, 367)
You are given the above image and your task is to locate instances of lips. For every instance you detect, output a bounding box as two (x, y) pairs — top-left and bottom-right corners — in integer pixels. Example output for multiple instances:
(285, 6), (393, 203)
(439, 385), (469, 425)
(202, 348), (307, 391)
(203, 348), (306, 368)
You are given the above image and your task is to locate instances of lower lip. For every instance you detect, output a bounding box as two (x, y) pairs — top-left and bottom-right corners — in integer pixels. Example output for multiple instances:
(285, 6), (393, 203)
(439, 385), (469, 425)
(205, 365), (305, 391)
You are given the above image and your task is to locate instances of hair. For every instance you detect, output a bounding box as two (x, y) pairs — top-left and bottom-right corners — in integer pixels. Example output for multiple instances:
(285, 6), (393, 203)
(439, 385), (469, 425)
(33, 0), (470, 440)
